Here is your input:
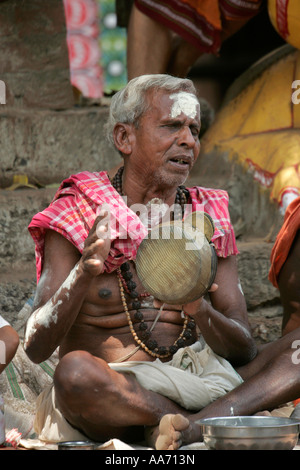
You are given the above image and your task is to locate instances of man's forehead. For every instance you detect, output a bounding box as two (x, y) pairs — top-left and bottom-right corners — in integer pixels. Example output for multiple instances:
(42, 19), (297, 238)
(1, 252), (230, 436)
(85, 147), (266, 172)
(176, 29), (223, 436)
(144, 88), (200, 121)
(168, 92), (200, 119)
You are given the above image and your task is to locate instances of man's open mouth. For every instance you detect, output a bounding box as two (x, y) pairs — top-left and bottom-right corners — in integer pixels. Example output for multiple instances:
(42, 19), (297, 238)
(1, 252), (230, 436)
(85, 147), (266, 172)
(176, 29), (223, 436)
(169, 157), (191, 166)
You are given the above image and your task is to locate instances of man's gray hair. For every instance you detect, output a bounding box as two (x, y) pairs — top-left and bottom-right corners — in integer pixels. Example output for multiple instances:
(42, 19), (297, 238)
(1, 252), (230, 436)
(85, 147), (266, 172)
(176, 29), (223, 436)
(106, 74), (198, 146)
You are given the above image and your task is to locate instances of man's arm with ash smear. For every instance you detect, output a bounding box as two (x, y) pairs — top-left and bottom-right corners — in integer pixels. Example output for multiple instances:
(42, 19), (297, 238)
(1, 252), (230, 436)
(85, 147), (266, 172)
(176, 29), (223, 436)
(24, 214), (111, 363)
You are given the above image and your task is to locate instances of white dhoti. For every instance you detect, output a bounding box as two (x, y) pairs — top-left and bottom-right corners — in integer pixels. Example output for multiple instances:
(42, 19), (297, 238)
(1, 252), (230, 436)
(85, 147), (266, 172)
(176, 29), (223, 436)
(110, 342), (242, 410)
(34, 341), (242, 443)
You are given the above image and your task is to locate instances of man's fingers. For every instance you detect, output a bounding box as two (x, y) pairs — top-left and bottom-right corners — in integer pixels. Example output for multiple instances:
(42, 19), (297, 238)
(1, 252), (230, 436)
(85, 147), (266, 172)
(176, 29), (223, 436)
(96, 222), (110, 240)
(83, 238), (105, 257)
(91, 212), (109, 232)
(84, 213), (110, 246)
(208, 283), (218, 293)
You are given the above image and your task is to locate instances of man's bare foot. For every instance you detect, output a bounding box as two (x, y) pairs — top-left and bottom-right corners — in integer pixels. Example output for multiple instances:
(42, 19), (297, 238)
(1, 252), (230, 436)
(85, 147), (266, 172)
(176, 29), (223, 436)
(154, 414), (201, 450)
(254, 411), (272, 416)
(144, 424), (159, 449)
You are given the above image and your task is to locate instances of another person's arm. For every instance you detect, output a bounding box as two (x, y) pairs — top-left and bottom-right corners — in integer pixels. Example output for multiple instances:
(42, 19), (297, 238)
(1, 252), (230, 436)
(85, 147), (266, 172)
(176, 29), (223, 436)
(0, 317), (19, 374)
(278, 230), (300, 336)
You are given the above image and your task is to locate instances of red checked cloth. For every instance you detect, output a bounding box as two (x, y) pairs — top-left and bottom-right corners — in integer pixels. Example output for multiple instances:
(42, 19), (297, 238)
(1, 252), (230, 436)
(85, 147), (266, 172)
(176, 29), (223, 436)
(28, 171), (238, 283)
(4, 428), (22, 449)
(135, 0), (262, 54)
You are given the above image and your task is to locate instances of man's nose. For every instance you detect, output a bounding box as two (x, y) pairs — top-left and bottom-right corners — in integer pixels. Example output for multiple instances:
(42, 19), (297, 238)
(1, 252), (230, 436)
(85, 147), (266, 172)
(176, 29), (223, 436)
(177, 126), (197, 147)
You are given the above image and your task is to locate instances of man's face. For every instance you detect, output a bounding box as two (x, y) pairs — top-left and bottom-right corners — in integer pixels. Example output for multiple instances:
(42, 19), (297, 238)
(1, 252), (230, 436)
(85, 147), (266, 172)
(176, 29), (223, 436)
(128, 89), (201, 187)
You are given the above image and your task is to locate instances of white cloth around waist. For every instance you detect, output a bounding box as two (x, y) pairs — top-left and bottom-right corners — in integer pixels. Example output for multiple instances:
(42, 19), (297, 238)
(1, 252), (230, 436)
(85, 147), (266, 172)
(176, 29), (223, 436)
(0, 315), (10, 329)
(33, 340), (243, 443)
(109, 341), (243, 411)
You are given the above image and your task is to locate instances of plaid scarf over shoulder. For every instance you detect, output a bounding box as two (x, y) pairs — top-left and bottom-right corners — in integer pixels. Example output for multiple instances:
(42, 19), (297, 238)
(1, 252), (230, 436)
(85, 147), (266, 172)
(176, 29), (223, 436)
(28, 171), (238, 282)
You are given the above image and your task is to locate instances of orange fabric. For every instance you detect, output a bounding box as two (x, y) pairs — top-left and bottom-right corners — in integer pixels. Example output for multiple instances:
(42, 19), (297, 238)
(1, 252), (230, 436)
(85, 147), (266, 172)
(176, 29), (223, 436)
(269, 197), (300, 288)
(181, 0), (222, 29)
(293, 398), (300, 407)
(135, 0), (262, 53)
(177, 0), (262, 26)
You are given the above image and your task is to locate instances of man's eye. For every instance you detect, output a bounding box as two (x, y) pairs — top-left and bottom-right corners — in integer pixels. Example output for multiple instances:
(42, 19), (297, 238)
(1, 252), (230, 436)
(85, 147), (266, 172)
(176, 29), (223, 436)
(191, 127), (199, 136)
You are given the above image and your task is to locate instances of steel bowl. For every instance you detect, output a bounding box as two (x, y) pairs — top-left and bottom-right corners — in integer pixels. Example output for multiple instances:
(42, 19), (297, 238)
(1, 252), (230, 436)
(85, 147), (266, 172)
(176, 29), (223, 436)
(199, 416), (300, 450)
(57, 440), (95, 450)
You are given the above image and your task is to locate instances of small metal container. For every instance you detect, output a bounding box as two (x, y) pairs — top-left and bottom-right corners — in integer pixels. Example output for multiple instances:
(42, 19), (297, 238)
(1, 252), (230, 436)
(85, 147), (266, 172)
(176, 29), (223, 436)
(58, 440), (95, 450)
(199, 416), (300, 450)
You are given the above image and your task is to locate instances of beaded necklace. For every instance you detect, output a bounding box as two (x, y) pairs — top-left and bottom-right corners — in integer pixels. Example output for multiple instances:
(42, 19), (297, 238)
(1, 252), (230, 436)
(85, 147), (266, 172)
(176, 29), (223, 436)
(117, 263), (196, 359)
(112, 166), (190, 220)
(111, 166), (196, 359)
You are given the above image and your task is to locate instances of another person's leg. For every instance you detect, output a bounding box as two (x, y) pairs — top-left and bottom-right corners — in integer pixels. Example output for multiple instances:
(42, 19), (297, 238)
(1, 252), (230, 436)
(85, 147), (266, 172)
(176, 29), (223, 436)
(127, 4), (173, 80)
(126, 4), (204, 79)
(156, 328), (300, 449)
(127, 4), (257, 80)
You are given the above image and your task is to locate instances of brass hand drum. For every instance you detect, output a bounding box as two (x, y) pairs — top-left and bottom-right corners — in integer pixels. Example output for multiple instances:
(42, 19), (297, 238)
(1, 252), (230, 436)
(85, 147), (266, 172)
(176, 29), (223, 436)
(135, 212), (217, 304)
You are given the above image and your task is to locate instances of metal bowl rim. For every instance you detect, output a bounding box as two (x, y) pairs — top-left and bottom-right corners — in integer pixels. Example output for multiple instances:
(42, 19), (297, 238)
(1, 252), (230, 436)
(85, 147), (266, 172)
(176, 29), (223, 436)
(199, 416), (300, 429)
(57, 440), (95, 447)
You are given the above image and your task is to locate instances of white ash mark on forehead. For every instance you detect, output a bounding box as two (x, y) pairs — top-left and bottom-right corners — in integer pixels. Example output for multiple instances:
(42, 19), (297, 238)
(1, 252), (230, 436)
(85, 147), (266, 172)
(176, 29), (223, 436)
(169, 92), (199, 119)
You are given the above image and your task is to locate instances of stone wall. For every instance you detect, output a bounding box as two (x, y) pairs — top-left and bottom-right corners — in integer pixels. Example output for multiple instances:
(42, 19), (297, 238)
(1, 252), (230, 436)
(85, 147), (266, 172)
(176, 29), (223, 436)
(0, 106), (120, 188)
(0, 0), (74, 109)
(0, 0), (120, 187)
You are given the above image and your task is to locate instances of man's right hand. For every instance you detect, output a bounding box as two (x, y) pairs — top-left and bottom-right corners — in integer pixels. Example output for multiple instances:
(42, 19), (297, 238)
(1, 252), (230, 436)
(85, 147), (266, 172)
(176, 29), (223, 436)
(80, 213), (111, 277)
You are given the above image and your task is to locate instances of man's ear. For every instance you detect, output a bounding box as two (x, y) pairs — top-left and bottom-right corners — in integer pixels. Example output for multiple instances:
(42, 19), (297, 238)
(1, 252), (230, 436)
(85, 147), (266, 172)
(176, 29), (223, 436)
(113, 123), (135, 156)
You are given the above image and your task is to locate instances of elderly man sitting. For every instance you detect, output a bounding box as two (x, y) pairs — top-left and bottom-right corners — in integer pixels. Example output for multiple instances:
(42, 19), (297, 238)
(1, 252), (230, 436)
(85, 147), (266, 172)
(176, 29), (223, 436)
(24, 74), (299, 450)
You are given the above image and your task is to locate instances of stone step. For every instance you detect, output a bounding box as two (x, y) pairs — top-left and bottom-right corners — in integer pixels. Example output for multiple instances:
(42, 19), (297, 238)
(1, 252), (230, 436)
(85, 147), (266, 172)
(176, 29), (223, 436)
(0, 105), (120, 188)
(0, 187), (56, 271)
(236, 239), (279, 309)
(0, 262), (36, 328)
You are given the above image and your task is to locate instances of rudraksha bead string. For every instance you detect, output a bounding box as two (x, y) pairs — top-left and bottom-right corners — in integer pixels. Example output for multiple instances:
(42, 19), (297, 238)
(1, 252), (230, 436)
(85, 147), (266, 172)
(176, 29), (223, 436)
(112, 166), (195, 359)
(117, 262), (196, 359)
(111, 166), (189, 221)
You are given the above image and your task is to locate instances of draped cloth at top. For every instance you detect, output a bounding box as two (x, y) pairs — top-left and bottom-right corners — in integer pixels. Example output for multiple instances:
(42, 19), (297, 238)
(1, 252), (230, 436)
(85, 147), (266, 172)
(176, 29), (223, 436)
(28, 171), (238, 283)
(135, 0), (263, 54)
(269, 197), (300, 288)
